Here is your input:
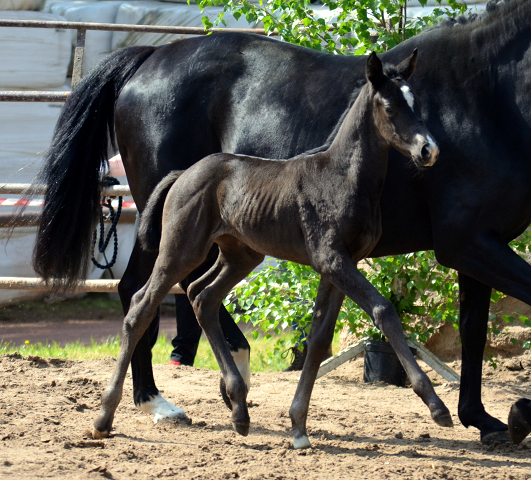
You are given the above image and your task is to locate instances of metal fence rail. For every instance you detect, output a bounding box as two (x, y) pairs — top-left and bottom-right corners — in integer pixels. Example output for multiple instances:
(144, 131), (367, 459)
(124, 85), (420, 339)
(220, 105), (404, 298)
(0, 18), (273, 99)
(0, 18), (265, 293)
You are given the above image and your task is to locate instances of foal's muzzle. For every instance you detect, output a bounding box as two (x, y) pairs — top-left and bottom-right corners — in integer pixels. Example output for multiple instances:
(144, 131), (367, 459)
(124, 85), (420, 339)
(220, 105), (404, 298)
(416, 135), (439, 167)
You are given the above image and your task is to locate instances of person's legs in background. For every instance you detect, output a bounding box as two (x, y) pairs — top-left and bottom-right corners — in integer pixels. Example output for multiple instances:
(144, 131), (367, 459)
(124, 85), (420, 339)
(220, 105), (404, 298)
(169, 294), (202, 365)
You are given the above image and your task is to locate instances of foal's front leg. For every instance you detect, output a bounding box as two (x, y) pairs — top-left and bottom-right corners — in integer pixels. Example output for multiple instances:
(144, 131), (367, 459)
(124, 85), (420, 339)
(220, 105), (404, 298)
(289, 278), (345, 449)
(319, 253), (453, 428)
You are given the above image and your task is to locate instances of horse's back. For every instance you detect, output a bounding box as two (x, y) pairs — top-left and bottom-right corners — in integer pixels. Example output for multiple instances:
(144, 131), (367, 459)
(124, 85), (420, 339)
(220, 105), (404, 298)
(114, 32), (366, 206)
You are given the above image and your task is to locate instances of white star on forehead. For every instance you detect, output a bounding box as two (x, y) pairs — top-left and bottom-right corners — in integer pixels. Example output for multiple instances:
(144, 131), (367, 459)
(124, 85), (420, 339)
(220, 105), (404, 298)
(400, 85), (415, 112)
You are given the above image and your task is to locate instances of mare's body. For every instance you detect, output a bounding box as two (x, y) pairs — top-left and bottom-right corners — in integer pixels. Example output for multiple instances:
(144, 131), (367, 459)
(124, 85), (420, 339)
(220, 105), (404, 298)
(92, 53), (446, 448)
(31, 0), (531, 444)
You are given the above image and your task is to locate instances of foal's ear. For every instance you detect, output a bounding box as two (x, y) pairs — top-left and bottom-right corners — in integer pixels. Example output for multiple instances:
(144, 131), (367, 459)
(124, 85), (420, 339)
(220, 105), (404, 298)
(366, 52), (385, 86)
(396, 48), (418, 80)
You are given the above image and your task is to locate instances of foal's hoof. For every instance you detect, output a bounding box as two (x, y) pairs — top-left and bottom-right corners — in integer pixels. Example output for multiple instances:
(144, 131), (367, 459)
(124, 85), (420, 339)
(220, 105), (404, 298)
(430, 403), (453, 428)
(433, 412), (453, 428)
(508, 398), (531, 445)
(481, 429), (512, 446)
(92, 428), (110, 439)
(232, 421), (249, 437)
(220, 377), (232, 411)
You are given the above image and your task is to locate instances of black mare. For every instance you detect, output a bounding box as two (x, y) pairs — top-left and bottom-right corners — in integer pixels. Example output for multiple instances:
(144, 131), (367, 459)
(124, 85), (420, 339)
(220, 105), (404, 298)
(31, 0), (531, 445)
(91, 52), (446, 447)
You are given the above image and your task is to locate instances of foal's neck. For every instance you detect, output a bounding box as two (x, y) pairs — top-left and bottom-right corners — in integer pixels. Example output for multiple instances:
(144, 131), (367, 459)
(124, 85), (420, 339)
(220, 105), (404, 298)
(325, 85), (388, 174)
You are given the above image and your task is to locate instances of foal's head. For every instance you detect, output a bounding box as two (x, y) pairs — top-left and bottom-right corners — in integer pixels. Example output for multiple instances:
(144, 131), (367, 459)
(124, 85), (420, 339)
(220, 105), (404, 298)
(367, 50), (438, 168)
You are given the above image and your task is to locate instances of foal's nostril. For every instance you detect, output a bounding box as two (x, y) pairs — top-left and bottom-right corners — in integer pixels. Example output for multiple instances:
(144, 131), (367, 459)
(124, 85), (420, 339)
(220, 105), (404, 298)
(421, 144), (432, 160)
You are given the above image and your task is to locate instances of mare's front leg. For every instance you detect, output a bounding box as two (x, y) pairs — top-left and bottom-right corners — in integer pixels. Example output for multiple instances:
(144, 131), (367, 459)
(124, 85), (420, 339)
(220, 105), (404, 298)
(457, 273), (509, 444)
(289, 278), (345, 449)
(318, 253), (453, 428)
(118, 240), (185, 423)
(188, 239), (264, 436)
(94, 266), (181, 438)
(435, 234), (531, 444)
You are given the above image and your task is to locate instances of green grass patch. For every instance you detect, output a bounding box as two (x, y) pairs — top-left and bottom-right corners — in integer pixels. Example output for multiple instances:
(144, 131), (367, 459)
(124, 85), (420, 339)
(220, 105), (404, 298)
(1, 332), (341, 372)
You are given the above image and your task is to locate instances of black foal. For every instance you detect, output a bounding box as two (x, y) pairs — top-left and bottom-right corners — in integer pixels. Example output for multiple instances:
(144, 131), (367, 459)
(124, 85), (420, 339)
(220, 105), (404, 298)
(93, 51), (449, 448)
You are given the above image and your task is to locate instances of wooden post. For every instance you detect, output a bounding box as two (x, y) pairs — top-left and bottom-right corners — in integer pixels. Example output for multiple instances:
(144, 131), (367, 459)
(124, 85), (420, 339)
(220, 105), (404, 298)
(71, 29), (86, 89)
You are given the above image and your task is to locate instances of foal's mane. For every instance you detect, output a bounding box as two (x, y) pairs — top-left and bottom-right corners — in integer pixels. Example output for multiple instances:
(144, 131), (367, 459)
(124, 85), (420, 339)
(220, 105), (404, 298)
(304, 64), (403, 157)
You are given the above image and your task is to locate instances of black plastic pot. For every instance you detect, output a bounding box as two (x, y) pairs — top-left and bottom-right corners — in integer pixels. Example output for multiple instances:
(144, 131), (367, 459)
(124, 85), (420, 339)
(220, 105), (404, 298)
(363, 340), (416, 387)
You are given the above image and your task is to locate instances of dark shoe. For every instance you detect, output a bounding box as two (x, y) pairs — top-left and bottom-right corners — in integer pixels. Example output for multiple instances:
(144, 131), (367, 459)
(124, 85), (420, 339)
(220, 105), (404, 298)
(283, 346), (308, 372)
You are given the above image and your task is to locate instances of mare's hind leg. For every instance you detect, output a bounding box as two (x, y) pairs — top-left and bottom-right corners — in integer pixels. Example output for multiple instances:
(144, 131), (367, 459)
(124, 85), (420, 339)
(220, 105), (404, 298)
(93, 241), (213, 438)
(188, 237), (264, 436)
(119, 240), (185, 423)
(315, 251), (453, 428)
(289, 278), (345, 449)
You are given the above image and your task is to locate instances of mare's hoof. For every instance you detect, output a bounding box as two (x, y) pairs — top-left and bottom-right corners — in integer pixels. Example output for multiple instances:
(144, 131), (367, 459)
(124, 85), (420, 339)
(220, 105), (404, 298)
(220, 377), (232, 411)
(232, 421), (249, 436)
(137, 393), (187, 423)
(481, 429), (512, 446)
(508, 398), (531, 445)
(293, 435), (311, 450)
(92, 428), (110, 439)
(434, 412), (454, 428)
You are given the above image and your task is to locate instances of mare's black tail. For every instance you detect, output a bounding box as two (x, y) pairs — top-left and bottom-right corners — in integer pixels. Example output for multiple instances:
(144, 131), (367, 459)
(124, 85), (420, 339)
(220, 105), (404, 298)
(138, 171), (184, 253)
(31, 46), (156, 291)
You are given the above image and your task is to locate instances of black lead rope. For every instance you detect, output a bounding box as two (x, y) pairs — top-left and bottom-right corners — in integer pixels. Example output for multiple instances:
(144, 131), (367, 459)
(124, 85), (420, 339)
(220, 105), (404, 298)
(91, 176), (123, 277)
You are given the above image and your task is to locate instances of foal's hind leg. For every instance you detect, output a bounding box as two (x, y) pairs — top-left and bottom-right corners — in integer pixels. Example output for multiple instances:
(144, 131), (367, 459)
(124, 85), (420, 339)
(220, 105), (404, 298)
(93, 243), (212, 438)
(316, 252), (453, 428)
(189, 238), (264, 436)
(187, 253), (252, 410)
(289, 278), (345, 449)
(119, 240), (185, 423)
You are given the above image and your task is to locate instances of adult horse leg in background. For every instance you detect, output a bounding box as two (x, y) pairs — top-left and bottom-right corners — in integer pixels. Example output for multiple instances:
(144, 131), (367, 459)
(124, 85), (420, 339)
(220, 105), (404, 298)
(509, 398), (531, 444)
(457, 273), (508, 444)
(94, 258), (189, 438)
(435, 233), (531, 444)
(289, 279), (345, 449)
(118, 241), (187, 422)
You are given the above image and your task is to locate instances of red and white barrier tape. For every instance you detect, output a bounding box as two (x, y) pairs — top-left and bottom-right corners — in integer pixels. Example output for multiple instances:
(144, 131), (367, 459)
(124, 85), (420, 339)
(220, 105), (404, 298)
(0, 198), (137, 208)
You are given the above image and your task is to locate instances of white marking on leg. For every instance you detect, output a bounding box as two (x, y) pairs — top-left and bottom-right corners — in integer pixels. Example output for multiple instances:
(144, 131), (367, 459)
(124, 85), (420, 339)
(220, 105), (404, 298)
(231, 348), (251, 392)
(293, 435), (311, 449)
(400, 85), (415, 112)
(138, 393), (187, 424)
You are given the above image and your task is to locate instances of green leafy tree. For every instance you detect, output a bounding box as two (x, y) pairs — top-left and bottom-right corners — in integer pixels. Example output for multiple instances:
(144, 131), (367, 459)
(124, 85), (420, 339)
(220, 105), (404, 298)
(192, 0), (467, 55)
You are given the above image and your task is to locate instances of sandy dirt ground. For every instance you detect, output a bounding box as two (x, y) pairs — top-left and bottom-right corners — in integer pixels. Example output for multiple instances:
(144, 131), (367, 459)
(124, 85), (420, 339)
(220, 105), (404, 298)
(1, 352), (530, 480)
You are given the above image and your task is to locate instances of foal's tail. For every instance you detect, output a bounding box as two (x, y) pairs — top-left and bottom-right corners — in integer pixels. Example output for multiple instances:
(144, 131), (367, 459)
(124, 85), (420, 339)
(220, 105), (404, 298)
(27, 46), (156, 291)
(138, 170), (184, 253)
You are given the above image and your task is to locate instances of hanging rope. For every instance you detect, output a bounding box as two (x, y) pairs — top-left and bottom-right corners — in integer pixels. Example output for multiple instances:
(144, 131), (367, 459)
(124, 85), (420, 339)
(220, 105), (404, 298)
(91, 176), (123, 277)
